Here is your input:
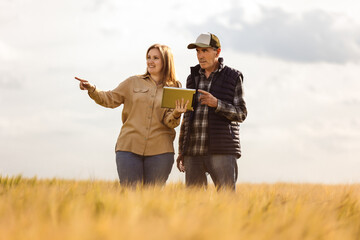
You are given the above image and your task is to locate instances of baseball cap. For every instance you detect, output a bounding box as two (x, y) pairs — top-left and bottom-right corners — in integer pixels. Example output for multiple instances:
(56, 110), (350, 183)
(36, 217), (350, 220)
(187, 33), (221, 49)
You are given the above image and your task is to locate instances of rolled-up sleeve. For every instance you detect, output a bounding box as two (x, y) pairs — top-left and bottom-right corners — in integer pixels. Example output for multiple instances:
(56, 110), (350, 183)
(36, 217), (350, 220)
(163, 109), (181, 128)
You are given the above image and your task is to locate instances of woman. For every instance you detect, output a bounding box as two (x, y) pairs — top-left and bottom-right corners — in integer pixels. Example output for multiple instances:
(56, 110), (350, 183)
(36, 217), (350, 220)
(75, 44), (188, 186)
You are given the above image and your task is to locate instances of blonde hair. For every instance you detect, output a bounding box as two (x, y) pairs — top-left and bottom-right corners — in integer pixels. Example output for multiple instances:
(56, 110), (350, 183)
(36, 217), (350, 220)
(144, 44), (180, 87)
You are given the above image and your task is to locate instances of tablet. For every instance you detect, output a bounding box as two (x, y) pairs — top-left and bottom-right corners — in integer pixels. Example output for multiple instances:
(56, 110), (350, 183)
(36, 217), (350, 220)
(161, 87), (196, 110)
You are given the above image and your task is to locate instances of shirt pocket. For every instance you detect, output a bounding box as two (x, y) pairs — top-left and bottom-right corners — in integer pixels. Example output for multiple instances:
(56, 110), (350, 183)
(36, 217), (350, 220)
(133, 88), (149, 93)
(133, 87), (150, 104)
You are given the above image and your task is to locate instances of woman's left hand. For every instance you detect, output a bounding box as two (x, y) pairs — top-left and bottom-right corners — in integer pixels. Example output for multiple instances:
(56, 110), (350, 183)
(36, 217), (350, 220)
(173, 98), (189, 118)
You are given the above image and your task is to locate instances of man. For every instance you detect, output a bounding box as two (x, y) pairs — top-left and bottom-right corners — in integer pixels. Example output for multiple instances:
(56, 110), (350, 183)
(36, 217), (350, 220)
(177, 32), (247, 190)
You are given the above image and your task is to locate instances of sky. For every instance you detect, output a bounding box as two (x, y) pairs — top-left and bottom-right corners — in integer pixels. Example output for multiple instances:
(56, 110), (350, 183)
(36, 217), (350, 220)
(1, 0), (359, 184)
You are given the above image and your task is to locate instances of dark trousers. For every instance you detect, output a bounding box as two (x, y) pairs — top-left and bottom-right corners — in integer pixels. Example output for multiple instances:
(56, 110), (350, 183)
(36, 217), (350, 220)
(184, 154), (238, 191)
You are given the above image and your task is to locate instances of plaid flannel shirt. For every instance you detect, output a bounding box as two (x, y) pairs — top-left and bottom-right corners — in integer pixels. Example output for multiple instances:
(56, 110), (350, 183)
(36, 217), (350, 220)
(179, 58), (247, 156)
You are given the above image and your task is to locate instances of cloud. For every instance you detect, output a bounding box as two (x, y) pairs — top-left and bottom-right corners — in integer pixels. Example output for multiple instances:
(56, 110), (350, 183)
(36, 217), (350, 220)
(0, 72), (22, 90)
(0, 41), (19, 61)
(189, 5), (360, 63)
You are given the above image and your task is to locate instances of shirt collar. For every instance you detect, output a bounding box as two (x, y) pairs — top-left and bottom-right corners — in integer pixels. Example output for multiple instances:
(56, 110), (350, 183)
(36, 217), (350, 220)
(140, 74), (149, 79)
(141, 74), (164, 87)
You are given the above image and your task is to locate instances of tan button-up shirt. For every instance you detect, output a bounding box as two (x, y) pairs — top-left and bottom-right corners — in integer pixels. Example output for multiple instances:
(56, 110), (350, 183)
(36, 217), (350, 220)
(88, 75), (181, 156)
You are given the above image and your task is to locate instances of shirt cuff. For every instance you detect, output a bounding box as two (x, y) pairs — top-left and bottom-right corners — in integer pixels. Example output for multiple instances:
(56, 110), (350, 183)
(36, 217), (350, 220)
(215, 99), (225, 113)
(87, 86), (99, 98)
(164, 112), (181, 128)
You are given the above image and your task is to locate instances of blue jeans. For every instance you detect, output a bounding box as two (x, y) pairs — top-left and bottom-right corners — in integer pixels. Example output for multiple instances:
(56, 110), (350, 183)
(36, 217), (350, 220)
(184, 155), (238, 190)
(116, 151), (174, 186)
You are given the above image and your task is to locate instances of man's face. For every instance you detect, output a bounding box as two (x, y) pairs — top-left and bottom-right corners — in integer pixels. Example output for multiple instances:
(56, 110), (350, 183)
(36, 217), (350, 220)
(196, 47), (220, 72)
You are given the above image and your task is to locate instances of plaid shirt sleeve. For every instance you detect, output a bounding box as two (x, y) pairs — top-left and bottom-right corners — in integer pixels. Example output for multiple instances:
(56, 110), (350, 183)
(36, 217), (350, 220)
(215, 75), (247, 122)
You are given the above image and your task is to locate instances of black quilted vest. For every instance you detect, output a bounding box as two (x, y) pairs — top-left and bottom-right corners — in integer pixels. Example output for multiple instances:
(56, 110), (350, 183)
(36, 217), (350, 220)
(183, 63), (243, 158)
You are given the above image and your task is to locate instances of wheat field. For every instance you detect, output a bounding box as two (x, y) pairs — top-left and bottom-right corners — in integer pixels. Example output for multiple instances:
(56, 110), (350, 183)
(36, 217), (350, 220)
(0, 176), (359, 240)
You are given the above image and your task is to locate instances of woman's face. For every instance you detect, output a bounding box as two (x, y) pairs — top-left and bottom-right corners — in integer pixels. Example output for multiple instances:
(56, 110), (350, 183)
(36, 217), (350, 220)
(147, 48), (163, 76)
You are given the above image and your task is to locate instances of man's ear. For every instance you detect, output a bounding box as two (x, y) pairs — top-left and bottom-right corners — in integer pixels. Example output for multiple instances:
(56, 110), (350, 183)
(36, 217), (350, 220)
(216, 48), (221, 57)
